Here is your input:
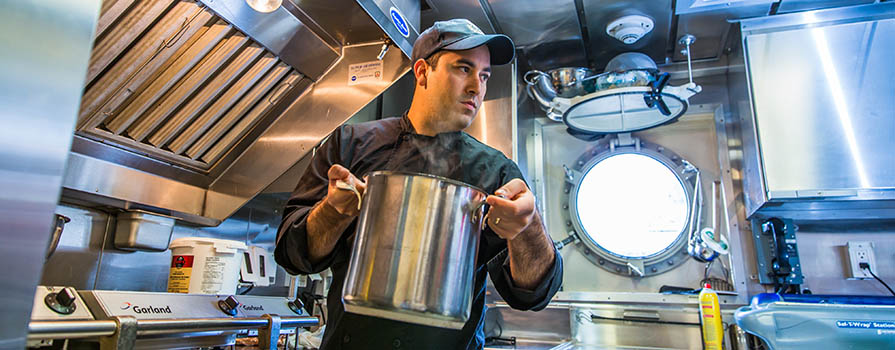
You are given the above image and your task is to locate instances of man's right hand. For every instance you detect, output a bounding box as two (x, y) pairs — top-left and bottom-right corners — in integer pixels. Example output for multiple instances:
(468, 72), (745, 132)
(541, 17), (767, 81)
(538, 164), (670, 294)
(324, 164), (366, 216)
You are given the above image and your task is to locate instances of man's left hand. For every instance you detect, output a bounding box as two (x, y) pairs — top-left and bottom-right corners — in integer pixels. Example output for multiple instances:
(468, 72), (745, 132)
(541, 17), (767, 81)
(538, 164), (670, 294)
(485, 178), (536, 241)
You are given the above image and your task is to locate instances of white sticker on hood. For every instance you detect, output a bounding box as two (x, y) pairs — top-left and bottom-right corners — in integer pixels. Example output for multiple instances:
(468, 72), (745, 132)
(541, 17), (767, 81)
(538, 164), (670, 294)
(348, 60), (383, 86)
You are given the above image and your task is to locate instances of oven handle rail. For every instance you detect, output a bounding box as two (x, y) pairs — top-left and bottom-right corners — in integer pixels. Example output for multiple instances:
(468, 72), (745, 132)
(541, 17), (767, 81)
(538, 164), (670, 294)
(28, 315), (320, 350)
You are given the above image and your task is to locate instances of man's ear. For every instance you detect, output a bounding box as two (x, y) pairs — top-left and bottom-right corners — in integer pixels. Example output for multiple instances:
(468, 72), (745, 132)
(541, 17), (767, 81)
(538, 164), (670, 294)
(413, 59), (428, 87)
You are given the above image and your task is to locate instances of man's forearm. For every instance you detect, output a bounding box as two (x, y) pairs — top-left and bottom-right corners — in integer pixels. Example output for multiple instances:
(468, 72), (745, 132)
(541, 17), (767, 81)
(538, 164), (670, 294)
(506, 212), (555, 290)
(306, 199), (355, 264)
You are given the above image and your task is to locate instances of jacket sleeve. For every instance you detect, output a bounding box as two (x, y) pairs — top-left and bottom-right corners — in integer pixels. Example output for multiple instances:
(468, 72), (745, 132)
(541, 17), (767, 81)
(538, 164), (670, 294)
(487, 245), (562, 311)
(485, 161), (563, 311)
(274, 128), (347, 275)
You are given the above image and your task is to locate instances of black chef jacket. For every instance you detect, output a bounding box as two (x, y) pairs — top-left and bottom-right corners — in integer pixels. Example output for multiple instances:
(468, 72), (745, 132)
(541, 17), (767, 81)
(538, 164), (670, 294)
(275, 115), (563, 350)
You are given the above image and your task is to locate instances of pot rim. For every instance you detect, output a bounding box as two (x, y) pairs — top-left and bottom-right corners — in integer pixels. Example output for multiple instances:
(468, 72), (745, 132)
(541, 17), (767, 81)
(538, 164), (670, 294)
(369, 170), (488, 196)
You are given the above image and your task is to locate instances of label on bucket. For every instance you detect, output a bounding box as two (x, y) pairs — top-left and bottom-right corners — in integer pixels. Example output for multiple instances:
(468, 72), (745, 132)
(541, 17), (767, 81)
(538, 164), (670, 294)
(200, 256), (227, 294)
(167, 255), (194, 293)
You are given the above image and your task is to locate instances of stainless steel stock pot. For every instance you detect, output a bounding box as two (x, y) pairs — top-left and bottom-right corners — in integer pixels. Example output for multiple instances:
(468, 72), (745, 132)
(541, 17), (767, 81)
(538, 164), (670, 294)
(342, 171), (487, 329)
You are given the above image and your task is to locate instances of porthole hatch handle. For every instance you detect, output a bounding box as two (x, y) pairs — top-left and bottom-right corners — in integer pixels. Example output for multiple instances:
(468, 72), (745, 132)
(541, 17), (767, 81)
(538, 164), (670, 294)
(627, 260), (645, 277)
(562, 164), (582, 183)
(554, 231), (580, 250)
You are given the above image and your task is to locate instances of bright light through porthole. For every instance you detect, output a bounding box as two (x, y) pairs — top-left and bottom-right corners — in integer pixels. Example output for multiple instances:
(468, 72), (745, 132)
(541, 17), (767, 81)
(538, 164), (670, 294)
(575, 153), (689, 258)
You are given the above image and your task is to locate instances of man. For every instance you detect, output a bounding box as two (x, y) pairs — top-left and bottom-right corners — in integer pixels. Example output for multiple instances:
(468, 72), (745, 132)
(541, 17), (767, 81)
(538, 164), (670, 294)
(275, 19), (562, 350)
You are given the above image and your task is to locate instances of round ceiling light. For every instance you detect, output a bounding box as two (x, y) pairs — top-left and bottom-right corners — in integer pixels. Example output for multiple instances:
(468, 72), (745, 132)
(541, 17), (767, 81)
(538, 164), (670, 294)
(246, 0), (282, 13)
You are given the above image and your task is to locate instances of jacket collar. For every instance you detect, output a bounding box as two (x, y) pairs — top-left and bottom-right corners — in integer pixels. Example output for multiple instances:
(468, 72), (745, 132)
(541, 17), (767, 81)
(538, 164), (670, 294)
(400, 112), (466, 140)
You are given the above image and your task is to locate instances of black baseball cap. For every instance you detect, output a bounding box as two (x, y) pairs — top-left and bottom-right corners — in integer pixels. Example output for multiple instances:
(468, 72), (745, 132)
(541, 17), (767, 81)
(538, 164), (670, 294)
(411, 19), (515, 65)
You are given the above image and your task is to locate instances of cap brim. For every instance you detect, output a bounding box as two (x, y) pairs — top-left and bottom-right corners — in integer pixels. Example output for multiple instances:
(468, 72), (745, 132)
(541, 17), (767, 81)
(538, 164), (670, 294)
(443, 34), (515, 65)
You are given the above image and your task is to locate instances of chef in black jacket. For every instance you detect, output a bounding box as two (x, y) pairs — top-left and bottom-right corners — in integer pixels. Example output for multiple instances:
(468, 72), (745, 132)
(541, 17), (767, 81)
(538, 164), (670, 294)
(275, 18), (562, 350)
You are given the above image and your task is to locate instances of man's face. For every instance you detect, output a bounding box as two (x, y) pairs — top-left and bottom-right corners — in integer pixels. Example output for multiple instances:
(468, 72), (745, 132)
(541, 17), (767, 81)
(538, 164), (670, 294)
(421, 46), (491, 131)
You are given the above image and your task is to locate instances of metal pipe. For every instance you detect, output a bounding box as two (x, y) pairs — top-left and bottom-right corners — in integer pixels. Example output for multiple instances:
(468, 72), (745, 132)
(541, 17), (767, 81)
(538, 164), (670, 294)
(711, 180), (718, 230)
(28, 320), (118, 340)
(678, 34), (697, 85)
(137, 318), (269, 333)
(28, 316), (319, 340)
(280, 316), (320, 328)
(137, 316), (319, 334)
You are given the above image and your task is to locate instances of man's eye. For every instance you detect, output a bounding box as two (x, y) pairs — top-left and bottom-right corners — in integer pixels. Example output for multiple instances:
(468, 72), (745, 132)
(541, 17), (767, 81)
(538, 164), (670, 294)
(459, 66), (470, 73)
(481, 75), (490, 82)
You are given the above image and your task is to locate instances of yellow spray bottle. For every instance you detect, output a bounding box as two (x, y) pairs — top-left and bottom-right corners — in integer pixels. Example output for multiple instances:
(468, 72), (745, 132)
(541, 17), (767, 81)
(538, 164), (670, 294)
(699, 283), (724, 350)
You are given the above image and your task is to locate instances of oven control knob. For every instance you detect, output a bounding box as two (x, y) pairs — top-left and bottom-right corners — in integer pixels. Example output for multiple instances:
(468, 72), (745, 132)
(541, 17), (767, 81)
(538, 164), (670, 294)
(218, 295), (239, 316)
(45, 288), (77, 314)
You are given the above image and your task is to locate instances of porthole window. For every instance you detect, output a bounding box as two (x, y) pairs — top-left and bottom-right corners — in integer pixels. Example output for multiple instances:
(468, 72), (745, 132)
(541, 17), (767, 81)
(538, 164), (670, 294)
(563, 136), (700, 277)
(575, 153), (689, 258)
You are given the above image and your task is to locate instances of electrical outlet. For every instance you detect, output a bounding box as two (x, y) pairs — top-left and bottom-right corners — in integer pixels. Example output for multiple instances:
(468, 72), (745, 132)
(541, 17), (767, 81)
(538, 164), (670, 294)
(847, 241), (877, 280)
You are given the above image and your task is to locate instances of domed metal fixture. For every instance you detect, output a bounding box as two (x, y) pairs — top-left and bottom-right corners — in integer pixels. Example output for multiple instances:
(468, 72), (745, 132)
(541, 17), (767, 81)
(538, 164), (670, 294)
(559, 134), (703, 277)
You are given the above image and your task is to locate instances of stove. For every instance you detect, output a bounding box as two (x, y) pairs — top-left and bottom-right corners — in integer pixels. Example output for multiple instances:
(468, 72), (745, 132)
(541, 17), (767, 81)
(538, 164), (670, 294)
(29, 287), (314, 350)
(79, 290), (305, 321)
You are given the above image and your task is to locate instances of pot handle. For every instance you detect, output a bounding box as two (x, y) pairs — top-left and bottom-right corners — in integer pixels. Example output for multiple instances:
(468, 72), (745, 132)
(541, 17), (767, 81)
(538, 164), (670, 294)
(470, 200), (487, 230)
(523, 70), (548, 85)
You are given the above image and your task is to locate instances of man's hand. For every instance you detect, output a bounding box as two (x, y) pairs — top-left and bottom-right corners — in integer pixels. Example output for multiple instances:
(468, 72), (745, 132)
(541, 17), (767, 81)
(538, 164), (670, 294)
(306, 164), (366, 264)
(324, 164), (366, 217)
(485, 178), (535, 241)
(485, 178), (555, 291)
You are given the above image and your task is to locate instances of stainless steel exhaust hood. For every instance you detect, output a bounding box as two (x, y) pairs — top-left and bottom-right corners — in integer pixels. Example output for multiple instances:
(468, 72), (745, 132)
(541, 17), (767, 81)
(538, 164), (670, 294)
(64, 0), (416, 225)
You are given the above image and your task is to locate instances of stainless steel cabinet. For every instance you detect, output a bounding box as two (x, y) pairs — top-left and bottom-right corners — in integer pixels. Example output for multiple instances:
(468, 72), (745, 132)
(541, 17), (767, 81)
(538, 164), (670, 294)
(739, 3), (895, 219)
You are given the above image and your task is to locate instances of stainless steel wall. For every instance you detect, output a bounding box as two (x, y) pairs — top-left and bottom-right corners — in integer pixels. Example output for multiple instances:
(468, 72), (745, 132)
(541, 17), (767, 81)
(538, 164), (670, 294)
(41, 194), (291, 294)
(487, 68), (746, 348)
(522, 74), (738, 294)
(0, 0), (100, 348)
(532, 113), (722, 292)
(794, 222), (895, 296)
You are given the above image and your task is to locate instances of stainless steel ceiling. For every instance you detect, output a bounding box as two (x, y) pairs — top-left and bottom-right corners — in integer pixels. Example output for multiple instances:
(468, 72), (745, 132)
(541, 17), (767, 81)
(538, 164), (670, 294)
(488, 0), (587, 68)
(421, 0), (873, 71)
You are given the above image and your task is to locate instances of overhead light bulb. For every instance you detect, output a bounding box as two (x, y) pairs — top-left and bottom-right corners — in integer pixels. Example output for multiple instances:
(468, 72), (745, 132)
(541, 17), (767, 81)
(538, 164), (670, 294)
(246, 0), (282, 13)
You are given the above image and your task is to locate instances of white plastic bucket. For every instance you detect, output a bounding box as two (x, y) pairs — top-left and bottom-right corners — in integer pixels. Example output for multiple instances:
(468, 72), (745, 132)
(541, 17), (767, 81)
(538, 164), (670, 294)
(167, 237), (247, 295)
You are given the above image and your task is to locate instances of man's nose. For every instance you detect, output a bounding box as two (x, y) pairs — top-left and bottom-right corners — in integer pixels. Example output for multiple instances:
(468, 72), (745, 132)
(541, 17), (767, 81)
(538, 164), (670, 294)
(466, 75), (482, 96)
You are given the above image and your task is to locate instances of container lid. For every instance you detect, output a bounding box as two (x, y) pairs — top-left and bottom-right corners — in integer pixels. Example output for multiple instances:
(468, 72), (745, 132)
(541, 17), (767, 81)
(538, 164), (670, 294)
(169, 237), (248, 251)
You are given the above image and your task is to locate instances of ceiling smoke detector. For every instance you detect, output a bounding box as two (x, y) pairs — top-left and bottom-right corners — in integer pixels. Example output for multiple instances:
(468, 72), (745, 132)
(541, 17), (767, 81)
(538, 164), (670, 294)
(606, 15), (654, 45)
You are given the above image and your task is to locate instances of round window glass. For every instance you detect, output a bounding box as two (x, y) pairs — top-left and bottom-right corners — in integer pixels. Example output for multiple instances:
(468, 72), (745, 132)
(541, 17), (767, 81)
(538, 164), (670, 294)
(574, 153), (689, 258)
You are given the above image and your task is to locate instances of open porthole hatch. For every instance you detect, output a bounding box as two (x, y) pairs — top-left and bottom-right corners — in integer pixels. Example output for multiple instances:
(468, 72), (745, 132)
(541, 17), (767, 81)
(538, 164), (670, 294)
(559, 133), (702, 277)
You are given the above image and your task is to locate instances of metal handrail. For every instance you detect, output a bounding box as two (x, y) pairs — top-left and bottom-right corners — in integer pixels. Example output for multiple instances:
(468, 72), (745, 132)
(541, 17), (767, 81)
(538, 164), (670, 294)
(28, 315), (319, 340)
(28, 320), (118, 339)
